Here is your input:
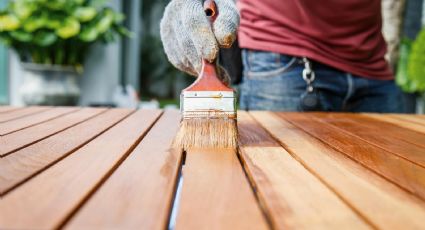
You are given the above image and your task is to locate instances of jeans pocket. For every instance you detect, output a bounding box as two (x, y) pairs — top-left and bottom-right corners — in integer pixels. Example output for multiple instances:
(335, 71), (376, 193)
(243, 50), (297, 80)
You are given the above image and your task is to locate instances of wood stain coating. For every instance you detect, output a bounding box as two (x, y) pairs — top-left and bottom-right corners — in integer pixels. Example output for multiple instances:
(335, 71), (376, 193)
(1, 106), (424, 229)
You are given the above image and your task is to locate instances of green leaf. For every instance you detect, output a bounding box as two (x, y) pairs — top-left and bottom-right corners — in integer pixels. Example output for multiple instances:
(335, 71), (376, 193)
(407, 28), (425, 93)
(113, 12), (125, 23)
(74, 0), (85, 5)
(96, 9), (114, 33)
(79, 26), (98, 42)
(396, 39), (412, 92)
(0, 14), (20, 31)
(46, 0), (68, 10)
(115, 25), (133, 38)
(42, 13), (64, 29)
(103, 30), (116, 42)
(0, 0), (130, 67)
(23, 17), (46, 32)
(12, 0), (35, 20)
(74, 7), (97, 22)
(34, 31), (57, 46)
(56, 17), (80, 39)
(10, 30), (32, 42)
(88, 0), (109, 9)
(46, 19), (62, 29)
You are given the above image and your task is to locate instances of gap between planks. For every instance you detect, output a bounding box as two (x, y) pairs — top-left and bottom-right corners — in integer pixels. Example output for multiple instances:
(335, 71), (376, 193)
(0, 109), (162, 229)
(0, 107), (107, 157)
(308, 113), (425, 168)
(0, 107), (80, 136)
(249, 111), (425, 229)
(174, 147), (269, 230)
(3, 109), (423, 229)
(237, 111), (371, 229)
(390, 114), (425, 127)
(66, 112), (268, 230)
(0, 106), (51, 123)
(364, 113), (425, 134)
(0, 106), (24, 114)
(357, 114), (425, 148)
(65, 110), (183, 230)
(278, 112), (425, 201)
(0, 108), (134, 195)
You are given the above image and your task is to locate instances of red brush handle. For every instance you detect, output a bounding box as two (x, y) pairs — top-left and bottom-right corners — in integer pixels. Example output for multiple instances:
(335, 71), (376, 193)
(184, 0), (233, 92)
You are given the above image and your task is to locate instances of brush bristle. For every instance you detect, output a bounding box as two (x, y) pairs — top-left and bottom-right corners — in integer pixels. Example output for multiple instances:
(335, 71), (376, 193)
(173, 118), (237, 149)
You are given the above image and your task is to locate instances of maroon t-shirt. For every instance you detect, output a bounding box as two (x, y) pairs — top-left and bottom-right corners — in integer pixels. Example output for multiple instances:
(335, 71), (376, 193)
(237, 0), (392, 80)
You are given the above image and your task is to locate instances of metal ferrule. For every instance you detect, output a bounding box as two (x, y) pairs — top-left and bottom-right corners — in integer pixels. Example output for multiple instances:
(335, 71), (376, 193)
(181, 91), (236, 119)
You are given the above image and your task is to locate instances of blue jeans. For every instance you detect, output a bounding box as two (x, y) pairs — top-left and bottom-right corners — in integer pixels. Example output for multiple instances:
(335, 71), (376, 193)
(239, 49), (403, 112)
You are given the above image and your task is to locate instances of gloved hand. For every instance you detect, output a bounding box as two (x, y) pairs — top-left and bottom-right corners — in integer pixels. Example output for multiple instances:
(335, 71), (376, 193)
(160, 0), (239, 85)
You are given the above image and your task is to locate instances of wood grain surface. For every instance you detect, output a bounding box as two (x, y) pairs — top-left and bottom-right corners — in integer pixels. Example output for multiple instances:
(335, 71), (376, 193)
(1, 106), (425, 229)
(310, 113), (425, 167)
(175, 147), (269, 230)
(0, 109), (133, 195)
(365, 113), (425, 134)
(0, 107), (106, 156)
(391, 114), (425, 126)
(0, 106), (50, 123)
(355, 114), (425, 148)
(251, 111), (425, 229)
(0, 106), (79, 135)
(278, 112), (425, 201)
(0, 110), (161, 229)
(0, 106), (22, 113)
(66, 110), (182, 230)
(238, 111), (370, 229)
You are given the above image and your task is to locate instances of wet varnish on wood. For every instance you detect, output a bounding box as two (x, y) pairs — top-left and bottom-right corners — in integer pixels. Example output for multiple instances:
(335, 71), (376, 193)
(1, 107), (424, 229)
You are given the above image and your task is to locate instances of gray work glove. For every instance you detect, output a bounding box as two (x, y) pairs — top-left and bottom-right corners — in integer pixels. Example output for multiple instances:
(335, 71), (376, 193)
(160, 0), (239, 85)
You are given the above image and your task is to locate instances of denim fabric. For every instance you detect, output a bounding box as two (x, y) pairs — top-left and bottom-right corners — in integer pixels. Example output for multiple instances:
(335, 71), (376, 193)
(239, 49), (403, 112)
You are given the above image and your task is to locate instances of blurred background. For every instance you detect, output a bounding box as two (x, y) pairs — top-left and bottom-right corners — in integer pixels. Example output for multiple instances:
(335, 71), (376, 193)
(0, 0), (424, 113)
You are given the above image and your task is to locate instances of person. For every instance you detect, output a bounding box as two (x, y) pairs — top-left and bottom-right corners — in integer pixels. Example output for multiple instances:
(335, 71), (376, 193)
(160, 0), (402, 112)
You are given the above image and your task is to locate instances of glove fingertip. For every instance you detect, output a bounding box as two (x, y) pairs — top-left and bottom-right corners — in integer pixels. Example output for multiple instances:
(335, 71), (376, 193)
(217, 33), (236, 48)
(200, 42), (219, 62)
(213, 0), (239, 48)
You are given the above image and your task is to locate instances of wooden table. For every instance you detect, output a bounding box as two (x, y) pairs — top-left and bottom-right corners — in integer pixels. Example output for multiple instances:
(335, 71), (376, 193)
(1, 106), (425, 229)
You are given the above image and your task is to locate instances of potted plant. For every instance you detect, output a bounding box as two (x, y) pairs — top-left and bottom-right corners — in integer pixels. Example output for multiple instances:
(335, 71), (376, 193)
(0, 0), (131, 105)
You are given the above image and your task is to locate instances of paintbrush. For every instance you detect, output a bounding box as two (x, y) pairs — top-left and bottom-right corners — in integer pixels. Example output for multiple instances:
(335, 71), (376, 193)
(173, 0), (237, 149)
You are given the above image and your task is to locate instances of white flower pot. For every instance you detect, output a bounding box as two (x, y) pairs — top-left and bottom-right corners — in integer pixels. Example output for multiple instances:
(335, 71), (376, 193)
(19, 63), (80, 106)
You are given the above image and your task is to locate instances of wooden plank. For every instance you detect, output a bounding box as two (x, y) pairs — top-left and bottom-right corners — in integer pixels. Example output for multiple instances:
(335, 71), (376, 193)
(364, 113), (425, 134)
(310, 113), (425, 167)
(277, 112), (425, 201)
(0, 106), (51, 123)
(0, 109), (162, 229)
(0, 109), (133, 195)
(66, 110), (182, 229)
(175, 148), (269, 230)
(251, 111), (425, 229)
(0, 107), (79, 136)
(237, 111), (370, 229)
(390, 114), (425, 127)
(354, 114), (425, 148)
(0, 106), (22, 114)
(0, 108), (106, 157)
